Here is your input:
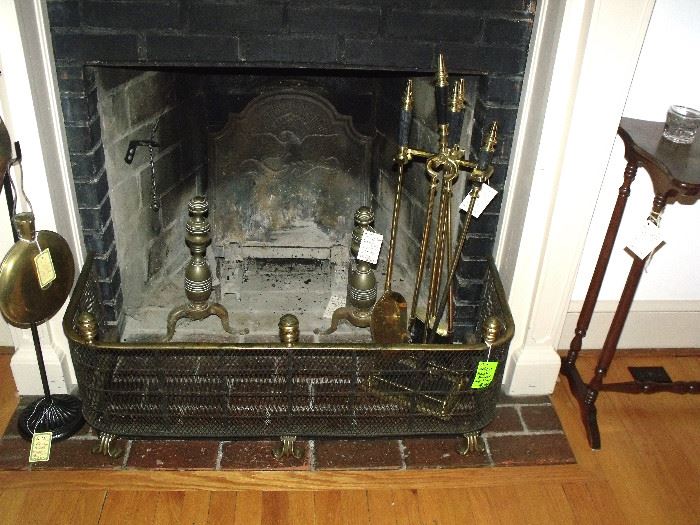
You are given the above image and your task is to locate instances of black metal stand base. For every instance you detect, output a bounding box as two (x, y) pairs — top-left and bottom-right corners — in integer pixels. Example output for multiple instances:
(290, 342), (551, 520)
(18, 395), (84, 442)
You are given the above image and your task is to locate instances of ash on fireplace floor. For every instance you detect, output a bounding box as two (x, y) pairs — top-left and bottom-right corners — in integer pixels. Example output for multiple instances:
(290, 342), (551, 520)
(119, 253), (413, 344)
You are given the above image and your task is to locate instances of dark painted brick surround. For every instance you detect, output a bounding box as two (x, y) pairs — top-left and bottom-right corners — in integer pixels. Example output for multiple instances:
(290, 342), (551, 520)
(47, 0), (535, 326)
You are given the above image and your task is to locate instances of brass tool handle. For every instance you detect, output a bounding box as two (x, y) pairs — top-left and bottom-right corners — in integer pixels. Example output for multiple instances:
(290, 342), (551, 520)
(424, 173), (450, 335)
(384, 163), (405, 289)
(435, 54), (449, 128)
(448, 79), (466, 147)
(477, 122), (499, 171)
(409, 175), (439, 324)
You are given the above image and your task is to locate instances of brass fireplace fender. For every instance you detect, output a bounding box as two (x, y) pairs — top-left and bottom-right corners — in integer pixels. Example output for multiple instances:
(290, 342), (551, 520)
(63, 253), (514, 448)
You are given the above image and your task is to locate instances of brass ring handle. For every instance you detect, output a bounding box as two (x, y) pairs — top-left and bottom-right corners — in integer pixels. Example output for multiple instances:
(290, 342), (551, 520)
(426, 155), (460, 184)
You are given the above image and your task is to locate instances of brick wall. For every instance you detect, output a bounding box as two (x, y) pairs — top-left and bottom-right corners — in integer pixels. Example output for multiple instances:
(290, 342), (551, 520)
(47, 0), (535, 330)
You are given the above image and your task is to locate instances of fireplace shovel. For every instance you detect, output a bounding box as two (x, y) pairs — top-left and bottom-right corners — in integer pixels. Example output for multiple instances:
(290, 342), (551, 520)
(370, 81), (413, 345)
(370, 162), (409, 344)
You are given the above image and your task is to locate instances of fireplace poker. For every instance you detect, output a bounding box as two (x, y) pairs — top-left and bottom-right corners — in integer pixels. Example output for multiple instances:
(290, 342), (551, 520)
(444, 79), (467, 337)
(370, 80), (413, 345)
(427, 122), (498, 343)
(408, 163), (440, 336)
(412, 56), (460, 342)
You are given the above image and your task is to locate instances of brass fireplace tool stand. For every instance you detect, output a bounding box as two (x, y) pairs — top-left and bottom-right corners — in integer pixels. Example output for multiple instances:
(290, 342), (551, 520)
(165, 195), (246, 340)
(319, 54), (499, 344)
(386, 54), (498, 344)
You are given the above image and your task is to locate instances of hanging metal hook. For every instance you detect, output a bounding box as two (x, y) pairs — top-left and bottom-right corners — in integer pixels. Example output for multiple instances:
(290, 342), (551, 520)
(124, 117), (161, 211)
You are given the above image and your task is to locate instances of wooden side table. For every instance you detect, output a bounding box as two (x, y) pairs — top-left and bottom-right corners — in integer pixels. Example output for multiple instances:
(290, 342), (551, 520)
(561, 117), (700, 449)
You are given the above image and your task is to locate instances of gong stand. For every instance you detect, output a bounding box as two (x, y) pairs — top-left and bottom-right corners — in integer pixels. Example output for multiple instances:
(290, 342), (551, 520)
(0, 133), (84, 442)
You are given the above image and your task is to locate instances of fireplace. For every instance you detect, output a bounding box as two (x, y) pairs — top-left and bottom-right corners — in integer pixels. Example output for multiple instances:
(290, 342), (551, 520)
(47, 0), (534, 341)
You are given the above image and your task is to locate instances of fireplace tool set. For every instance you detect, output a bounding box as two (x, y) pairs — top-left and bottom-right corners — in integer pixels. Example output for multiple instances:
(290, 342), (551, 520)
(323, 53), (499, 348)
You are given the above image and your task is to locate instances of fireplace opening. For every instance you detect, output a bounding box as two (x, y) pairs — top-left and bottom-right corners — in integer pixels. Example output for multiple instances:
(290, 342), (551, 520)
(89, 65), (479, 342)
(49, 1), (533, 344)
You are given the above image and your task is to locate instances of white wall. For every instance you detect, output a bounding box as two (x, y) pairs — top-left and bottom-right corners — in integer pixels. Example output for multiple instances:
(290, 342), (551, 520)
(0, 0), (83, 393)
(563, 0), (700, 349)
(0, 58), (21, 347)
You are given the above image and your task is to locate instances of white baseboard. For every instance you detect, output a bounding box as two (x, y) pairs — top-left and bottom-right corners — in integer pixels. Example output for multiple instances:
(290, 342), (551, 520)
(503, 343), (562, 396)
(559, 300), (700, 349)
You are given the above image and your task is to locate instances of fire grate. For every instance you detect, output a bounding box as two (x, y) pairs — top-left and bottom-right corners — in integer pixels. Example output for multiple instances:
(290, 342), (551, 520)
(64, 253), (512, 440)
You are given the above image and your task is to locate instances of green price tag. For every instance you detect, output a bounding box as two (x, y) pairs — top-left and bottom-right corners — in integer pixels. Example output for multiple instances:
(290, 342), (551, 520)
(471, 361), (498, 389)
(29, 432), (52, 462)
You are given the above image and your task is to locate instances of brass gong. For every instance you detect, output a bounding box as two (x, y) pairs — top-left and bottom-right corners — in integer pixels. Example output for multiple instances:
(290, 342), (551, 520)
(0, 212), (75, 327)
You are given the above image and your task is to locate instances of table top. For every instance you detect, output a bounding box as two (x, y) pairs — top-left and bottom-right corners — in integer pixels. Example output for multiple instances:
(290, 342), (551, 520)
(619, 117), (700, 188)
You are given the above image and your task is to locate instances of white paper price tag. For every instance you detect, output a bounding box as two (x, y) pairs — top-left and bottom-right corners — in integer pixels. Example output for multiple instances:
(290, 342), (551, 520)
(626, 221), (663, 260)
(34, 248), (56, 289)
(357, 230), (383, 265)
(460, 184), (498, 218)
(324, 295), (346, 318)
(29, 432), (52, 463)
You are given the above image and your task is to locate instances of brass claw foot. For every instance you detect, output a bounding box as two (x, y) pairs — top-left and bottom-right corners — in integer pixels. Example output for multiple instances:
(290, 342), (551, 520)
(315, 306), (371, 335)
(457, 431), (484, 455)
(164, 302), (247, 341)
(272, 435), (304, 460)
(210, 302), (249, 336)
(91, 432), (123, 458)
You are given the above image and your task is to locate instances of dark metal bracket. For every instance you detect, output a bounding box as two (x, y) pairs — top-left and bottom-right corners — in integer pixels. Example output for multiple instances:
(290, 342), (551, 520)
(124, 140), (159, 164)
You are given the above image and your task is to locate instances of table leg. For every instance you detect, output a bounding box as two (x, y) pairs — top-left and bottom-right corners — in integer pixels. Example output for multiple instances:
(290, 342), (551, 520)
(588, 193), (667, 394)
(561, 161), (638, 449)
(565, 161), (638, 366)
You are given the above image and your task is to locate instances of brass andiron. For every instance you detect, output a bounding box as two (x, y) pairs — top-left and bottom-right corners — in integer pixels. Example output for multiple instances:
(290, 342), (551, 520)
(316, 206), (377, 335)
(165, 196), (244, 340)
(394, 53), (498, 343)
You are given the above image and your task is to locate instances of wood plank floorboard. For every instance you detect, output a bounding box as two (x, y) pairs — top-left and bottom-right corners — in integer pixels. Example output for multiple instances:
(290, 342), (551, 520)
(205, 491), (236, 525)
(0, 489), (106, 525)
(0, 352), (697, 524)
(365, 489), (396, 525)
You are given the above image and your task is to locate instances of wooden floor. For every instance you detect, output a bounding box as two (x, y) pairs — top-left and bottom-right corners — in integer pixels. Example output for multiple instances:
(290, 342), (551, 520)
(0, 351), (698, 524)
